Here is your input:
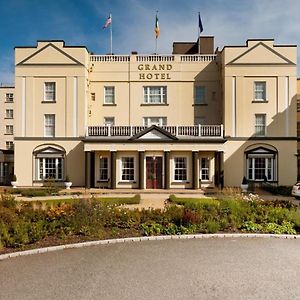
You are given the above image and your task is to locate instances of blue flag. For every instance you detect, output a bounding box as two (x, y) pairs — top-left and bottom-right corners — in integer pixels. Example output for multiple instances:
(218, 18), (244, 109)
(198, 12), (203, 33)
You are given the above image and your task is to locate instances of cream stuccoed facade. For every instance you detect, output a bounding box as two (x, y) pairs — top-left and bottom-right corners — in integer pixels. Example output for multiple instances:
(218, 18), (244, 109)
(0, 86), (14, 184)
(12, 37), (297, 189)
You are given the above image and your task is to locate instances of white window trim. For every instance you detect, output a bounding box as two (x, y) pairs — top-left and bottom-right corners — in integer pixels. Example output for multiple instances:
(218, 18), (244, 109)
(5, 109), (13, 119)
(38, 157), (64, 181)
(99, 156), (110, 182)
(44, 82), (56, 102)
(5, 93), (14, 102)
(143, 117), (167, 126)
(247, 156), (275, 182)
(119, 156), (136, 182)
(5, 125), (13, 135)
(255, 114), (267, 137)
(200, 157), (211, 182)
(254, 81), (267, 101)
(44, 114), (55, 137)
(143, 86), (167, 104)
(173, 156), (188, 182)
(104, 117), (115, 126)
(6, 141), (13, 150)
(104, 86), (115, 104)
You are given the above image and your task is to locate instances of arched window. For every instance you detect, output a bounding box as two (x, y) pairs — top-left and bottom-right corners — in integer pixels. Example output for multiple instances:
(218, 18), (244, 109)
(33, 146), (65, 181)
(245, 146), (277, 182)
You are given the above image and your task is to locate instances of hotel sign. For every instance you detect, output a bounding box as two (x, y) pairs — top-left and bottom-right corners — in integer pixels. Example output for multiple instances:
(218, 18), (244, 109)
(138, 64), (172, 80)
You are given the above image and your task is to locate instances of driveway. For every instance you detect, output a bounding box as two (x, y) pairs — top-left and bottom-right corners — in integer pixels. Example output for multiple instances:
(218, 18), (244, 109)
(0, 238), (299, 299)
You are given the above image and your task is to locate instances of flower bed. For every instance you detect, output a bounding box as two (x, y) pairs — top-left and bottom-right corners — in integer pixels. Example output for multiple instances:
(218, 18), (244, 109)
(0, 194), (299, 254)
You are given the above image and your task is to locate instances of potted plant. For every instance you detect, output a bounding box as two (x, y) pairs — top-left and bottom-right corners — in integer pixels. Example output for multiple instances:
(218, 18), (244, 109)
(64, 175), (72, 189)
(240, 176), (249, 192)
(11, 174), (17, 189)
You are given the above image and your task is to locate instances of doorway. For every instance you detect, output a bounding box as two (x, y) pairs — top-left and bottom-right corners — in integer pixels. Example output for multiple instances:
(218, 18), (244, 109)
(146, 157), (163, 189)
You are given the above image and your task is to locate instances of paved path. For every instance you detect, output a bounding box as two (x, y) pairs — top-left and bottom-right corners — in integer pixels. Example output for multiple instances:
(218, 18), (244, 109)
(0, 238), (299, 299)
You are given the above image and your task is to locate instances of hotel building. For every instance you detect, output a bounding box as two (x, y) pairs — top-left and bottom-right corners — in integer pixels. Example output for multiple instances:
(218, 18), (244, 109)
(9, 37), (297, 189)
(0, 85), (14, 184)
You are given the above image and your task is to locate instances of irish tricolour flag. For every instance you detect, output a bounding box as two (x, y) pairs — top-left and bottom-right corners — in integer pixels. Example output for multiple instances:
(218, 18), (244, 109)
(154, 13), (160, 38)
(103, 14), (112, 29)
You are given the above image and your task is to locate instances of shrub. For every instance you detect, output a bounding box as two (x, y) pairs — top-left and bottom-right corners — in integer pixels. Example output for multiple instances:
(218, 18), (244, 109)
(0, 194), (17, 209)
(140, 221), (163, 236)
(262, 184), (292, 196)
(205, 220), (220, 233)
(242, 221), (263, 232)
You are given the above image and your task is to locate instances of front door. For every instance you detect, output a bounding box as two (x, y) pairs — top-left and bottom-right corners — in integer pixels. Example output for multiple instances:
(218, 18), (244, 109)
(146, 157), (163, 189)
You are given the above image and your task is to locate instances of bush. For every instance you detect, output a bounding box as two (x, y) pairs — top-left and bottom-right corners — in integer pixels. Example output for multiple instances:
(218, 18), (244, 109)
(262, 184), (292, 196)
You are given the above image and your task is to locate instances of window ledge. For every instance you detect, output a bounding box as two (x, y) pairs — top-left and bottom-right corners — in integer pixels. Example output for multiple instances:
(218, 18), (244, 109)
(103, 103), (117, 106)
(33, 180), (63, 183)
(42, 101), (56, 104)
(4, 133), (13, 135)
(119, 181), (137, 184)
(193, 103), (208, 106)
(5, 101), (14, 104)
(140, 103), (169, 106)
(252, 100), (268, 103)
(4, 117), (13, 120)
(172, 181), (190, 184)
(97, 179), (109, 182)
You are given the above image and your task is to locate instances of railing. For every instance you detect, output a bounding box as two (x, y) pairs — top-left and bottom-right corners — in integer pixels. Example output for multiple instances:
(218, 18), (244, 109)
(90, 55), (130, 62)
(90, 54), (217, 63)
(136, 55), (175, 62)
(180, 55), (217, 62)
(87, 125), (224, 138)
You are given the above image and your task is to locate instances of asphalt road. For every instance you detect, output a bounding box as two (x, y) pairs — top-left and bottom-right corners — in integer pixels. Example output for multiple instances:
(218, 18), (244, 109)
(0, 238), (300, 300)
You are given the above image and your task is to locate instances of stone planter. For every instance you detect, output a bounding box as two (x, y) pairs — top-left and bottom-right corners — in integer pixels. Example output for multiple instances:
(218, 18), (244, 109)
(64, 182), (72, 189)
(11, 181), (18, 189)
(240, 184), (249, 193)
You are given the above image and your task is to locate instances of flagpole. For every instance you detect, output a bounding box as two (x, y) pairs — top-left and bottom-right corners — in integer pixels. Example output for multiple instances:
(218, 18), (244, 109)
(198, 12), (200, 54)
(110, 13), (113, 54)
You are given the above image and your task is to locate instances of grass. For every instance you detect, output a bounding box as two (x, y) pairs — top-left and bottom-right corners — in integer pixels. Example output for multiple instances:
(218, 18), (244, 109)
(169, 195), (220, 209)
(29, 194), (141, 207)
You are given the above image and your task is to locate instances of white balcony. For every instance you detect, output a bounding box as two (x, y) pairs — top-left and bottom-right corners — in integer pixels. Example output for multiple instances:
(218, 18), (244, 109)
(87, 125), (224, 138)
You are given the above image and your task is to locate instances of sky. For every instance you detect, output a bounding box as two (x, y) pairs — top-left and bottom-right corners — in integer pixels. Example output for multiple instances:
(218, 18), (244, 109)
(1, 0), (300, 84)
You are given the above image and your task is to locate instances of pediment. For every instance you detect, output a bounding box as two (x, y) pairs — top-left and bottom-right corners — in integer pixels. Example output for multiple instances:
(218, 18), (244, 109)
(245, 146), (277, 155)
(33, 146), (66, 156)
(17, 43), (83, 66)
(228, 42), (294, 66)
(129, 125), (178, 141)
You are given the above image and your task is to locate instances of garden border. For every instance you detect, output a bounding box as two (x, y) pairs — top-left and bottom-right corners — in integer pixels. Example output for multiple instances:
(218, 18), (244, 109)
(1, 233), (299, 261)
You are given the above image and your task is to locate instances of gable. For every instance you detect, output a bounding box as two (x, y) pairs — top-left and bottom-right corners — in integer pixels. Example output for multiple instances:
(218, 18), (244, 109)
(136, 129), (173, 140)
(17, 43), (83, 66)
(228, 42), (294, 66)
(129, 125), (178, 141)
(33, 146), (66, 157)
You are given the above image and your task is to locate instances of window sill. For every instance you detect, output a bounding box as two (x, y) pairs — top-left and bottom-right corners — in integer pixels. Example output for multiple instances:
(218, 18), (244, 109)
(252, 100), (268, 103)
(97, 179), (109, 182)
(4, 133), (13, 136)
(4, 117), (13, 120)
(140, 103), (169, 106)
(5, 101), (14, 104)
(119, 181), (136, 184)
(192, 103), (208, 106)
(172, 181), (190, 184)
(42, 101), (56, 103)
(103, 103), (116, 106)
(33, 180), (63, 183)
